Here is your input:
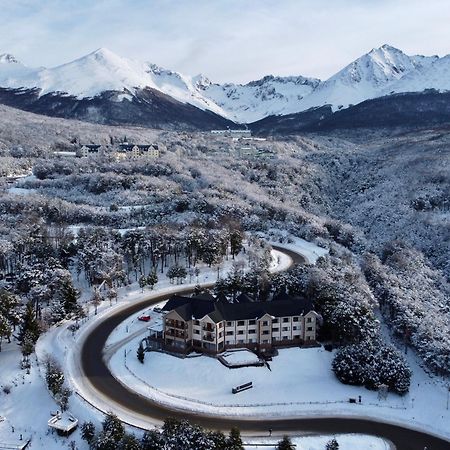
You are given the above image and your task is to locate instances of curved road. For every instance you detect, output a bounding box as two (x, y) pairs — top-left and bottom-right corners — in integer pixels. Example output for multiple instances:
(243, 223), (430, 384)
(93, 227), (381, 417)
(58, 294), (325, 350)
(80, 246), (449, 450)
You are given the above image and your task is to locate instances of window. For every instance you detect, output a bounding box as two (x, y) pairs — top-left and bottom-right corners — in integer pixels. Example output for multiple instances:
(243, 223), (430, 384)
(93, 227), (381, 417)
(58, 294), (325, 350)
(272, 327), (279, 332)
(293, 317), (299, 322)
(272, 318), (279, 324)
(194, 329), (200, 334)
(293, 334), (300, 339)
(194, 320), (200, 325)
(219, 332), (223, 338)
(263, 339), (270, 344)
(283, 318), (289, 323)
(307, 326), (313, 331)
(218, 322), (224, 328)
(307, 336), (312, 341)
(283, 336), (289, 340)
(238, 330), (244, 335)
(282, 327), (289, 332)
(248, 329), (255, 334)
(226, 321), (233, 327)
(238, 339), (244, 344)
(307, 317), (313, 323)
(226, 331), (234, 336)
(262, 330), (270, 335)
(248, 338), (254, 343)
(249, 320), (256, 325)
(262, 321), (269, 326)
(237, 321), (245, 326)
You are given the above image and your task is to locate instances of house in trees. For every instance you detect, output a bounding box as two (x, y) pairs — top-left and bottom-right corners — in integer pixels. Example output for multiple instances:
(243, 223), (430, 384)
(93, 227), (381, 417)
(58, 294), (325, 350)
(116, 143), (161, 159)
(77, 144), (102, 158)
(211, 129), (252, 139)
(161, 293), (319, 354)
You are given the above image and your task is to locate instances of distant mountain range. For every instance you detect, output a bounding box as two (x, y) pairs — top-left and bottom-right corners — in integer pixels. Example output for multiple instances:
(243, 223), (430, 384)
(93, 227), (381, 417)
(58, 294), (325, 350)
(1, 45), (450, 131)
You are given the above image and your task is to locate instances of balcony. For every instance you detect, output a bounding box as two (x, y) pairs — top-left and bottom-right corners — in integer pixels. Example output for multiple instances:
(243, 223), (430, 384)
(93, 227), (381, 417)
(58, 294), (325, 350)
(203, 333), (216, 342)
(166, 319), (188, 330)
(165, 329), (187, 339)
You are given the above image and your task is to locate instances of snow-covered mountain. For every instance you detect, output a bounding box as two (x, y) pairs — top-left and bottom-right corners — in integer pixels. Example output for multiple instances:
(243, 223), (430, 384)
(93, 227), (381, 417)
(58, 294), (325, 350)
(197, 75), (321, 123)
(0, 44), (449, 125)
(295, 44), (439, 112)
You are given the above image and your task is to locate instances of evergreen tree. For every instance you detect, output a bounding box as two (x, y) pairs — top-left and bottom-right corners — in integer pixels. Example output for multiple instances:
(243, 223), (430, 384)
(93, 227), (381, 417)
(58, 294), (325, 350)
(209, 430), (227, 449)
(277, 435), (294, 450)
(18, 302), (40, 347)
(137, 342), (145, 364)
(141, 429), (164, 450)
(326, 438), (339, 450)
(147, 270), (158, 290)
(229, 229), (244, 259)
(81, 421), (96, 445)
(45, 357), (65, 396)
(61, 279), (80, 315)
(95, 413), (125, 450)
(120, 433), (141, 450)
(139, 275), (147, 292)
(227, 428), (244, 450)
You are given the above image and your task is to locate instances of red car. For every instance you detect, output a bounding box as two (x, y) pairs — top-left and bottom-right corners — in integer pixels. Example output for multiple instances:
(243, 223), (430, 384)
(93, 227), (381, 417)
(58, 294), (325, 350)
(138, 315), (151, 322)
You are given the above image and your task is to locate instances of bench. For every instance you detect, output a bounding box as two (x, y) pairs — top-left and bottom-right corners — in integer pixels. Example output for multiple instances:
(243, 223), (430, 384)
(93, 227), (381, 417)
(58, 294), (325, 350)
(232, 382), (253, 394)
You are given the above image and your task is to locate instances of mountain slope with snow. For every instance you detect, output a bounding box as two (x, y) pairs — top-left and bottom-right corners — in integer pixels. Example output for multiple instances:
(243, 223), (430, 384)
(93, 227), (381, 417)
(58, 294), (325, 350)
(0, 45), (449, 125)
(293, 45), (438, 112)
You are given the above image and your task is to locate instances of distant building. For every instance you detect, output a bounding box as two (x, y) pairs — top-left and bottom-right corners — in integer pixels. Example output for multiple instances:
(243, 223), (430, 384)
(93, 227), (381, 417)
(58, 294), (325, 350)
(211, 129), (252, 138)
(116, 143), (161, 159)
(160, 293), (319, 354)
(238, 147), (275, 159)
(77, 144), (102, 158)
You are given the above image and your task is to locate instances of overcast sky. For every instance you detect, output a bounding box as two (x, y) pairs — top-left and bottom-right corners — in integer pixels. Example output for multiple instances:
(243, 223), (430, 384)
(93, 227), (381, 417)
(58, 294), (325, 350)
(1, 0), (450, 83)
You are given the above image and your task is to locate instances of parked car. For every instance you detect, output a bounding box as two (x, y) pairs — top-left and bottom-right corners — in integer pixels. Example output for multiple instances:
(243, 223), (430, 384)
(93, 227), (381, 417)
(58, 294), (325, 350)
(138, 315), (151, 322)
(153, 307), (163, 313)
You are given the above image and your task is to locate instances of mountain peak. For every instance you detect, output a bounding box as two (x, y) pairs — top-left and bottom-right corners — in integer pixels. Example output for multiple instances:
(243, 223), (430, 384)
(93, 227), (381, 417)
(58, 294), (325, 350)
(0, 53), (19, 64)
(378, 44), (402, 52)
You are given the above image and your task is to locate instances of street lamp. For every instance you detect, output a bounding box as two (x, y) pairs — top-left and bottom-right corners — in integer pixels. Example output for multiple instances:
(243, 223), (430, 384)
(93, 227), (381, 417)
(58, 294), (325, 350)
(446, 385), (450, 410)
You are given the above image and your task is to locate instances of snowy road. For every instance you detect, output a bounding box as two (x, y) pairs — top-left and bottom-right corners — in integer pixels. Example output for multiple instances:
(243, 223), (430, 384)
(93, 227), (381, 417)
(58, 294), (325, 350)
(72, 244), (449, 450)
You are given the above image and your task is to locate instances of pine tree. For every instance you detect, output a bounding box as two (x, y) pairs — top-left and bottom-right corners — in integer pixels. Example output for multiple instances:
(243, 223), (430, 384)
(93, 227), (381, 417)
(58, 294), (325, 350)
(147, 270), (158, 290)
(18, 302), (40, 346)
(81, 421), (96, 445)
(141, 429), (164, 450)
(139, 275), (147, 292)
(227, 428), (244, 450)
(326, 438), (339, 450)
(101, 412), (125, 444)
(209, 430), (227, 450)
(229, 229), (244, 259)
(61, 279), (80, 315)
(137, 342), (145, 364)
(277, 435), (294, 450)
(120, 433), (141, 450)
(45, 357), (65, 396)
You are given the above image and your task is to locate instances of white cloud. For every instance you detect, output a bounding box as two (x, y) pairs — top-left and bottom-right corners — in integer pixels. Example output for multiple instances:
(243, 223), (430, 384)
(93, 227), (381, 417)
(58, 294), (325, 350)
(0, 0), (449, 83)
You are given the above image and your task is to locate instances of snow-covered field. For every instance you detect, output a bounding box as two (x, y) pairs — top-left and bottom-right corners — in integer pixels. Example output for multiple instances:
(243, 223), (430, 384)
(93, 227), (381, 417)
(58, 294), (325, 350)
(245, 434), (391, 450)
(109, 342), (450, 440)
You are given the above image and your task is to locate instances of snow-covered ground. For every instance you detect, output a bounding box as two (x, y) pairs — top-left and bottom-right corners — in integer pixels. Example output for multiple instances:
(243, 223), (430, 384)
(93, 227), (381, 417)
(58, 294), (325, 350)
(244, 434), (391, 450)
(0, 339), (104, 450)
(109, 343), (450, 440)
(0, 244), (293, 449)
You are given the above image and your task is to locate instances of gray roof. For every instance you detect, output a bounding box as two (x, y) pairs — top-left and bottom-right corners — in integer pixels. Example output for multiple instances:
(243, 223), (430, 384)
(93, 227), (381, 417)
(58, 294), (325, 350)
(162, 294), (314, 323)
